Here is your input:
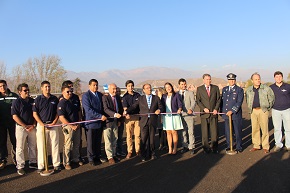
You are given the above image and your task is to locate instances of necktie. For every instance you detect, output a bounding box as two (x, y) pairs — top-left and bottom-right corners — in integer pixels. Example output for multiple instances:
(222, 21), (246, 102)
(206, 87), (210, 97)
(147, 95), (151, 109)
(112, 96), (117, 111)
(181, 91), (185, 101)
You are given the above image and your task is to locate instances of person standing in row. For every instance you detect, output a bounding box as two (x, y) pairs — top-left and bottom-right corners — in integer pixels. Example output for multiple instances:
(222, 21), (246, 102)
(270, 71), (290, 152)
(178, 78), (196, 155)
(155, 87), (167, 150)
(246, 72), (275, 153)
(220, 73), (244, 153)
(0, 80), (18, 169)
(162, 82), (183, 155)
(126, 84), (164, 161)
(102, 83), (124, 164)
(196, 74), (221, 154)
(116, 86), (126, 157)
(60, 80), (84, 163)
(82, 79), (107, 166)
(11, 83), (37, 175)
(57, 85), (83, 170)
(33, 81), (61, 172)
(122, 80), (141, 159)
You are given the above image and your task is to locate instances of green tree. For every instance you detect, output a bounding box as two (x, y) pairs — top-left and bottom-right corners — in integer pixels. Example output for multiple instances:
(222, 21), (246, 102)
(73, 77), (82, 95)
(245, 79), (253, 88)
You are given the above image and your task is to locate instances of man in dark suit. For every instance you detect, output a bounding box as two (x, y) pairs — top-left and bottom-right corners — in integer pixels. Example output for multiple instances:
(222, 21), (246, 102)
(125, 84), (164, 161)
(82, 79), (107, 166)
(102, 83), (124, 164)
(220, 73), (244, 153)
(196, 74), (221, 153)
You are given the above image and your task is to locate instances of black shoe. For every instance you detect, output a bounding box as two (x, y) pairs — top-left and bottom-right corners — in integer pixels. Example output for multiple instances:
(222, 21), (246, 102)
(204, 148), (211, 154)
(189, 149), (195, 155)
(236, 149), (243, 153)
(181, 147), (189, 153)
(99, 157), (107, 163)
(116, 152), (126, 157)
(54, 166), (62, 171)
(37, 168), (44, 173)
(29, 163), (38, 169)
(151, 155), (157, 160)
(113, 156), (121, 162)
(225, 148), (230, 152)
(89, 161), (96, 166)
(212, 149), (219, 154)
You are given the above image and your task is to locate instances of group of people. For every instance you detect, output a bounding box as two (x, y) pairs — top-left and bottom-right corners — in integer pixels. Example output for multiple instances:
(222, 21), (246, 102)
(0, 70), (289, 176)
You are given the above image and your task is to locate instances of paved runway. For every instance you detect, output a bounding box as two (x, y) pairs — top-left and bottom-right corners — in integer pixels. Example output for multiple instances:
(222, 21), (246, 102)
(1, 102), (290, 193)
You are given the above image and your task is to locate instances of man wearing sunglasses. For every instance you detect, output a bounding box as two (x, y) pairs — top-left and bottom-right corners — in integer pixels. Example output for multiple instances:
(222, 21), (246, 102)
(60, 80), (84, 163)
(11, 83), (37, 175)
(57, 85), (82, 170)
(0, 80), (18, 169)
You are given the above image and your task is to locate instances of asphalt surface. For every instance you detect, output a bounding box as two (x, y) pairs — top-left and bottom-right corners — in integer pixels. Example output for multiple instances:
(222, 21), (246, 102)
(1, 101), (290, 193)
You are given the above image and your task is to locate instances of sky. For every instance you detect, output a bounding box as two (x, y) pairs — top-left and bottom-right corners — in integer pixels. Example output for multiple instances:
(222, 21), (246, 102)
(0, 0), (290, 78)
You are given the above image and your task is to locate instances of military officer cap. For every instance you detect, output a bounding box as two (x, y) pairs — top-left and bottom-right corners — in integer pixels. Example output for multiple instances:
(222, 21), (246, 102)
(226, 73), (236, 80)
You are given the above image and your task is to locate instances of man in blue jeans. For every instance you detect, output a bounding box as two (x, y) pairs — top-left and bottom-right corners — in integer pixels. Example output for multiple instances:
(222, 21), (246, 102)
(270, 71), (290, 152)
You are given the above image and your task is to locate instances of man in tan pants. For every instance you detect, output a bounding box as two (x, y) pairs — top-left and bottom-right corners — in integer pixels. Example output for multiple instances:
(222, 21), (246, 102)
(246, 73), (275, 153)
(122, 80), (141, 159)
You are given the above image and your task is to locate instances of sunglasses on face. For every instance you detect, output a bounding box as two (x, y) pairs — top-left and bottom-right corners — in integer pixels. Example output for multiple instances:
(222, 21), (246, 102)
(66, 90), (73, 94)
(23, 89), (29, 92)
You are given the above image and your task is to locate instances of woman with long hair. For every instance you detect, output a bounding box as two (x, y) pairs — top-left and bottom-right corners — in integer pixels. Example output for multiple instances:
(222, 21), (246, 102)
(162, 82), (183, 154)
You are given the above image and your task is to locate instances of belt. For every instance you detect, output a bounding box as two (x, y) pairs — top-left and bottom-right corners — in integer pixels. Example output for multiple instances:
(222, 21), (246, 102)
(253, 107), (261, 110)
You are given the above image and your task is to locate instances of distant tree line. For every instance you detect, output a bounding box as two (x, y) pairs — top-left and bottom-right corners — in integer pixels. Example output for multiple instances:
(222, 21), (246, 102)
(1, 55), (67, 93)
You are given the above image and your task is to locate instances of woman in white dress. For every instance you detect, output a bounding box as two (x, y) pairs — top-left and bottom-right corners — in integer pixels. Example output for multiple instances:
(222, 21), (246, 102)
(162, 82), (183, 154)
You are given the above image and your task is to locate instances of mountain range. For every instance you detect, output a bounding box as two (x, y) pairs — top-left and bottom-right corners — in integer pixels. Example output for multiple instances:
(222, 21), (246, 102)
(67, 66), (281, 91)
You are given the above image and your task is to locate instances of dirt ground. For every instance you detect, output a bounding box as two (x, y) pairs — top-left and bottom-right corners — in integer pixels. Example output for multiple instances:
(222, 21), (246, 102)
(0, 101), (290, 193)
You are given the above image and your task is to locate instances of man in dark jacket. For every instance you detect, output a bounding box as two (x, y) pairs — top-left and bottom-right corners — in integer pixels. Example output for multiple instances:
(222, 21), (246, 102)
(82, 79), (107, 166)
(0, 80), (18, 169)
(196, 74), (221, 154)
(102, 83), (123, 164)
(126, 84), (164, 161)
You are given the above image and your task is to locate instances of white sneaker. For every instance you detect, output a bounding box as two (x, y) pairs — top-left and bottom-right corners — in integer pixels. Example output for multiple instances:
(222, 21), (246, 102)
(17, 168), (26, 175)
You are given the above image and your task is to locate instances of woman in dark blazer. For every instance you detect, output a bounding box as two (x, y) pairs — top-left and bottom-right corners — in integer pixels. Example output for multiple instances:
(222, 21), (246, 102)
(162, 82), (183, 155)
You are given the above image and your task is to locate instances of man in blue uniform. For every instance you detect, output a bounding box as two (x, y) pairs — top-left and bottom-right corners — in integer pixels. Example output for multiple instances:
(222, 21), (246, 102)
(59, 80), (84, 163)
(11, 83), (37, 175)
(220, 73), (244, 153)
(57, 84), (82, 170)
(33, 81), (61, 172)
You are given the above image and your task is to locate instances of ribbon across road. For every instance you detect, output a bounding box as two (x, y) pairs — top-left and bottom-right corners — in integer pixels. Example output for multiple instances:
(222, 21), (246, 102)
(45, 112), (225, 128)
